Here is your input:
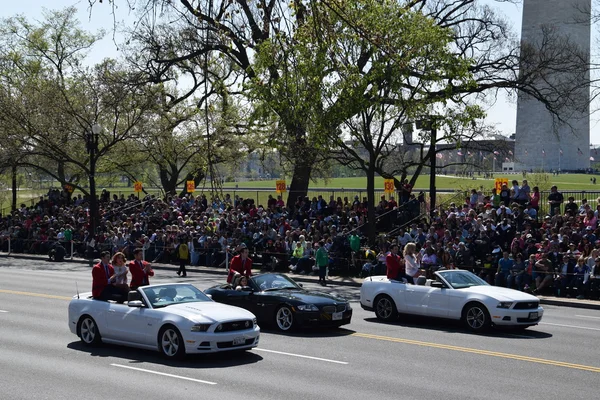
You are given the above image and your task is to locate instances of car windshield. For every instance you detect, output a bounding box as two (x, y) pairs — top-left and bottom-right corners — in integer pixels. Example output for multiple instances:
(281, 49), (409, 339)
(251, 274), (300, 291)
(142, 284), (212, 308)
(437, 270), (489, 289)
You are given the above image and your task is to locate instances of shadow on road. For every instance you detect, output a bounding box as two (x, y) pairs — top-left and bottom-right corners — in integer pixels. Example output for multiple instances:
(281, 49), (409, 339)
(363, 316), (552, 339)
(67, 341), (263, 368)
(260, 326), (356, 338)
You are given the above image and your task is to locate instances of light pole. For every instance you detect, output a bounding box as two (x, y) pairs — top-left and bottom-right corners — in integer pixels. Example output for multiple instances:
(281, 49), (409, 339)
(86, 123), (101, 241)
(417, 118), (437, 217)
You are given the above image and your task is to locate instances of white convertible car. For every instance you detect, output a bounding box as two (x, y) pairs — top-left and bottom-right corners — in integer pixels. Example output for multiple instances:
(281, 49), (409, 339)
(360, 270), (544, 332)
(68, 283), (260, 358)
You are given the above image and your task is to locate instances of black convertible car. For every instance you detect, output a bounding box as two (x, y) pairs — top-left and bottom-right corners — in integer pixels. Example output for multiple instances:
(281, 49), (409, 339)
(204, 273), (352, 331)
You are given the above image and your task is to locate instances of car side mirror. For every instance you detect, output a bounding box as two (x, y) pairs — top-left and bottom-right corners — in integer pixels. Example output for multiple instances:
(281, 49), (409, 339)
(298, 283), (303, 288)
(128, 300), (144, 307)
(431, 281), (445, 289)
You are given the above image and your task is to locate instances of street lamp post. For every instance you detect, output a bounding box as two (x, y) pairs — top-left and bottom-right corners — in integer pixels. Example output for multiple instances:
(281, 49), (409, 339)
(86, 123), (101, 241)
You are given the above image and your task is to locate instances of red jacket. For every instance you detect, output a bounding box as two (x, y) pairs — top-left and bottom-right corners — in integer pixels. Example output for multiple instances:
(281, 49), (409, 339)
(386, 252), (404, 280)
(227, 255), (252, 283)
(92, 262), (115, 298)
(129, 259), (154, 289)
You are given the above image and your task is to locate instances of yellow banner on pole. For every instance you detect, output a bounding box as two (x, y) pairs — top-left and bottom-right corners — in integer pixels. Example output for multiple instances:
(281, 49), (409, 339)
(494, 178), (508, 192)
(186, 180), (195, 193)
(133, 181), (143, 193)
(384, 179), (395, 194)
(276, 180), (286, 194)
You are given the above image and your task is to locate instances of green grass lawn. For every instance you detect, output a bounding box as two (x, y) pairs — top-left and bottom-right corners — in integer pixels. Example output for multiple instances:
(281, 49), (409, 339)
(4, 173), (600, 212)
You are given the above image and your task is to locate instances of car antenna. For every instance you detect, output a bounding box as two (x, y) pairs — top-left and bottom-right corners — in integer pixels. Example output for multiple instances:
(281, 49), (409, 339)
(76, 282), (80, 299)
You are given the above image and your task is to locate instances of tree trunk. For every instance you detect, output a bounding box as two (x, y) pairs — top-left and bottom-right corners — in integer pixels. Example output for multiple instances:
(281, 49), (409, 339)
(11, 164), (17, 212)
(286, 156), (314, 209)
(158, 164), (179, 196)
(366, 164), (376, 246)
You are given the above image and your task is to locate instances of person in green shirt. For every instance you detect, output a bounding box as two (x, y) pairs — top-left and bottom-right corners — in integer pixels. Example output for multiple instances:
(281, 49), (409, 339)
(315, 240), (329, 286)
(349, 233), (361, 269)
(491, 188), (501, 208)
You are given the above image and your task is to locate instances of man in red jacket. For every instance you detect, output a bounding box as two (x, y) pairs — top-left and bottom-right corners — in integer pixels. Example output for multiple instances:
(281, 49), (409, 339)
(386, 244), (405, 281)
(92, 251), (126, 302)
(227, 246), (252, 283)
(129, 248), (154, 289)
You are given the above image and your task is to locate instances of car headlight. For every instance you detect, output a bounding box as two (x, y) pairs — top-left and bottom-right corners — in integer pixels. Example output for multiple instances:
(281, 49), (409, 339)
(253, 318), (257, 328)
(346, 303), (352, 311)
(297, 304), (319, 312)
(496, 302), (513, 309)
(191, 323), (211, 332)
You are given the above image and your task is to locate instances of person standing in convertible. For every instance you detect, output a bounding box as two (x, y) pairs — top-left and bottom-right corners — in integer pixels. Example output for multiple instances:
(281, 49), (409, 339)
(129, 248), (154, 290)
(92, 251), (126, 303)
(227, 245), (252, 283)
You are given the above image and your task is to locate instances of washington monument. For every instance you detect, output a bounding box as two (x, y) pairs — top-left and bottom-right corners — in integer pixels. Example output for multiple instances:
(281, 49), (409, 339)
(515, 0), (591, 171)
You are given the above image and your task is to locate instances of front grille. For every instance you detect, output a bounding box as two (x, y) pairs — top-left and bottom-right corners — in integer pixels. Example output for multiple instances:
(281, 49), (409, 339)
(322, 304), (346, 313)
(216, 338), (255, 349)
(513, 301), (539, 310)
(517, 317), (540, 323)
(217, 320), (253, 332)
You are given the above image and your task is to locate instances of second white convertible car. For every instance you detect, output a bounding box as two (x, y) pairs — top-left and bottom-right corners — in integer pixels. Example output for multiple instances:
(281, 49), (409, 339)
(68, 283), (260, 358)
(360, 270), (543, 332)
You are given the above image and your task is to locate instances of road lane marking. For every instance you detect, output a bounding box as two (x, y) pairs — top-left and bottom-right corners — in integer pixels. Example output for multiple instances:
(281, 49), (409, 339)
(540, 322), (600, 332)
(254, 348), (349, 365)
(0, 310), (8, 313)
(0, 289), (71, 300)
(351, 332), (600, 373)
(110, 364), (217, 385)
(575, 315), (600, 320)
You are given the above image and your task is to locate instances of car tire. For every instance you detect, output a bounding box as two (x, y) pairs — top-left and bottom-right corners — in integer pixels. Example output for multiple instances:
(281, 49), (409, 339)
(463, 303), (490, 332)
(158, 325), (185, 359)
(78, 315), (102, 346)
(274, 305), (295, 331)
(374, 295), (397, 322)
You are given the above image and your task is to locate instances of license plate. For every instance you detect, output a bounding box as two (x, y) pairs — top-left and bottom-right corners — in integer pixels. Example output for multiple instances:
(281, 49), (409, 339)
(232, 337), (245, 346)
(529, 312), (538, 320)
(332, 312), (343, 321)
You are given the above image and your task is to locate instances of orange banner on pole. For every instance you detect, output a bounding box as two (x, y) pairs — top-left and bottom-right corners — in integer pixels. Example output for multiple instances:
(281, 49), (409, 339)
(384, 179), (395, 194)
(63, 184), (74, 194)
(186, 180), (195, 193)
(133, 181), (143, 193)
(276, 180), (286, 194)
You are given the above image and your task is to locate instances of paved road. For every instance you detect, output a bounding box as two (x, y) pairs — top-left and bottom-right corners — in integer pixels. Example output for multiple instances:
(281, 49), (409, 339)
(1, 259), (599, 400)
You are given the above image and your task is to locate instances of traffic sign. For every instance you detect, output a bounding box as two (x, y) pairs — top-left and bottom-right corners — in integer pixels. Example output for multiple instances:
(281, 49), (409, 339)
(276, 180), (286, 194)
(133, 181), (143, 193)
(186, 180), (195, 193)
(384, 179), (395, 194)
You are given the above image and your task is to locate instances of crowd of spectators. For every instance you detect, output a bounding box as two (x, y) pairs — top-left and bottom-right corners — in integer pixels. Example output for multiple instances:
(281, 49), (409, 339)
(2, 180), (600, 300)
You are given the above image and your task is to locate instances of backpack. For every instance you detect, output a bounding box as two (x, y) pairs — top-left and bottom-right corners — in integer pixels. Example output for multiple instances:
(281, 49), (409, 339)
(178, 243), (189, 260)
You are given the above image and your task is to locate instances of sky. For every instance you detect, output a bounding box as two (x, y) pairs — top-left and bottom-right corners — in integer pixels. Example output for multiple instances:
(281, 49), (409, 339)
(1, 0), (599, 143)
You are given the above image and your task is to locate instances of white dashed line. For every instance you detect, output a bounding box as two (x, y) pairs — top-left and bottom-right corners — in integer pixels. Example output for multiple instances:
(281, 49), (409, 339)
(0, 310), (8, 313)
(575, 315), (600, 320)
(110, 364), (217, 385)
(254, 348), (349, 364)
(541, 322), (600, 332)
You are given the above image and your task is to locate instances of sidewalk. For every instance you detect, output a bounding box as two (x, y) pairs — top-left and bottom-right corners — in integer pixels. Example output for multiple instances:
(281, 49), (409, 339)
(2, 252), (600, 310)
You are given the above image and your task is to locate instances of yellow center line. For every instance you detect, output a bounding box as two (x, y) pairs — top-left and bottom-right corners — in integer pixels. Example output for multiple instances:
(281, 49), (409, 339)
(0, 289), (72, 301)
(351, 332), (600, 373)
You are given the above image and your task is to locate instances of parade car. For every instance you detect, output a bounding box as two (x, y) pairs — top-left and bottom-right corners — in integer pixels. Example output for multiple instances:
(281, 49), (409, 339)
(205, 273), (352, 331)
(68, 283), (260, 358)
(360, 269), (544, 332)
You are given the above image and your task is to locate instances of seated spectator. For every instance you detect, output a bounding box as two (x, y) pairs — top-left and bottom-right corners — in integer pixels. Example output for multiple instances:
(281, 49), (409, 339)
(495, 251), (513, 287)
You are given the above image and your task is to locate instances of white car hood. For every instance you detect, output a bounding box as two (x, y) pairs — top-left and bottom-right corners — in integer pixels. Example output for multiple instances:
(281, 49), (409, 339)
(463, 286), (539, 302)
(158, 301), (255, 323)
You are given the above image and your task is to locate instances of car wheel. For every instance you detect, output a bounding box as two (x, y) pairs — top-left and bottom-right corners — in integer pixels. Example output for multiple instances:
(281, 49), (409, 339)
(374, 295), (397, 322)
(275, 306), (295, 331)
(158, 325), (185, 359)
(463, 303), (490, 332)
(78, 315), (102, 346)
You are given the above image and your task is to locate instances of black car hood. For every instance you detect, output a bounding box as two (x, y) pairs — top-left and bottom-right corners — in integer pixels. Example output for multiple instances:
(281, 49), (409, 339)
(266, 289), (347, 305)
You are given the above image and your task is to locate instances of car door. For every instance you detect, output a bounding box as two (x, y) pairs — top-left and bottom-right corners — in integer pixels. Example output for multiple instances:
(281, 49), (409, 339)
(105, 303), (157, 345)
(403, 284), (431, 315)
(426, 287), (449, 318)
